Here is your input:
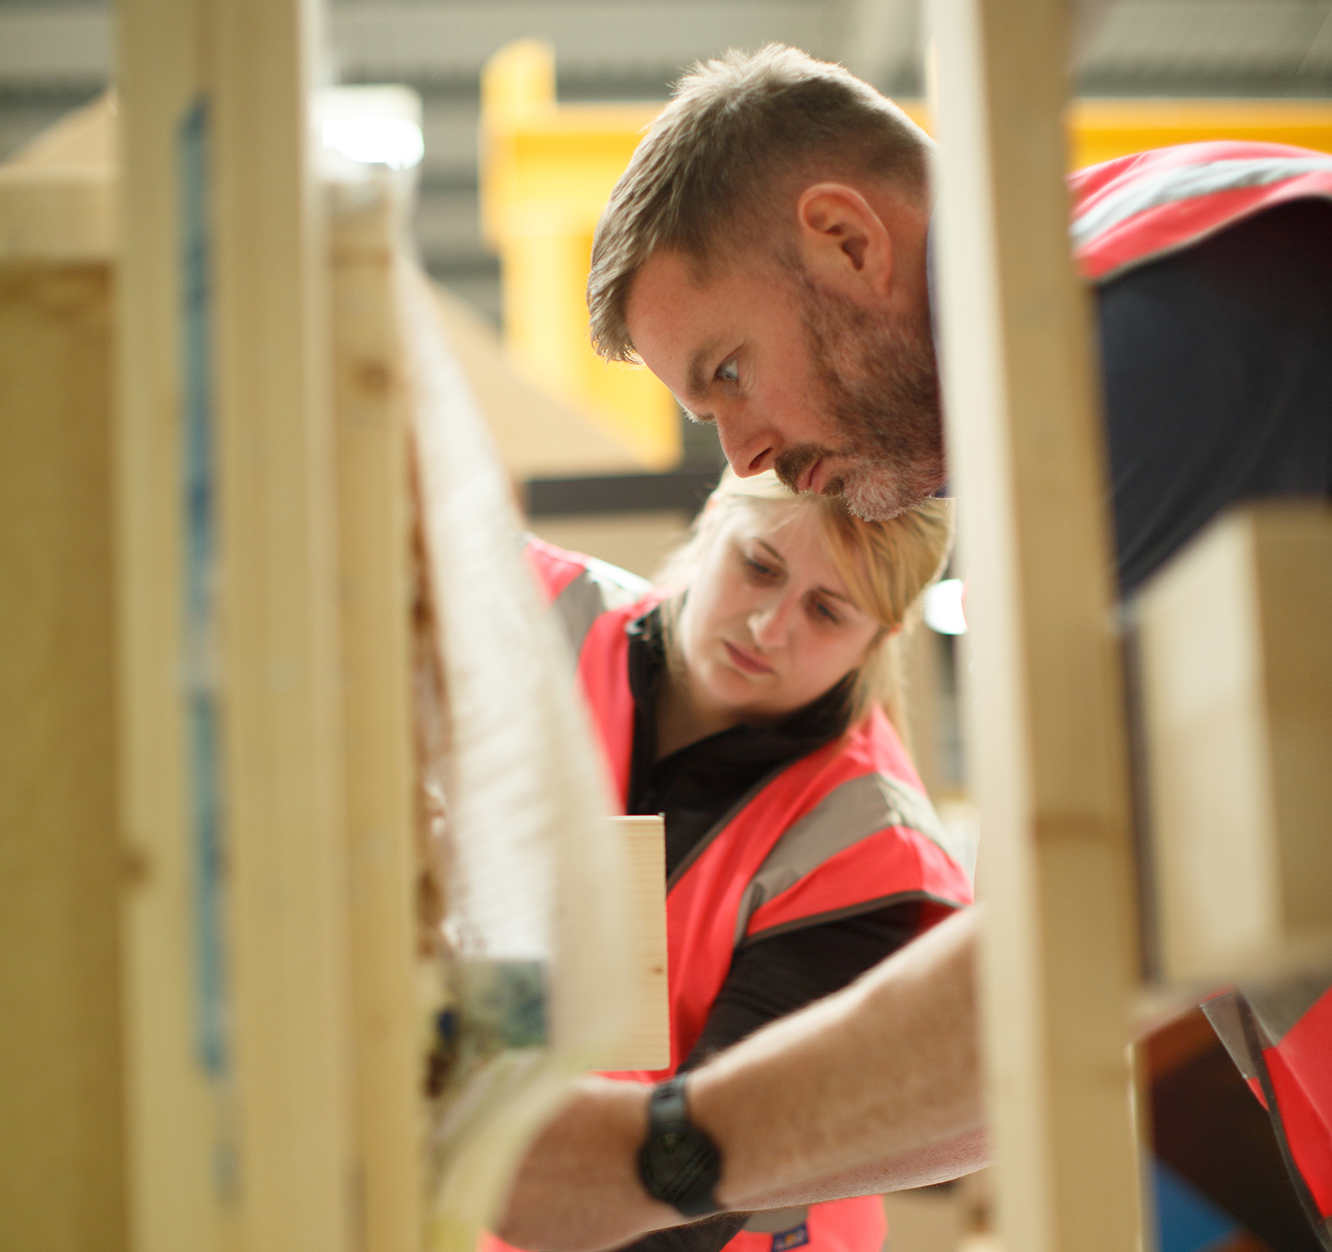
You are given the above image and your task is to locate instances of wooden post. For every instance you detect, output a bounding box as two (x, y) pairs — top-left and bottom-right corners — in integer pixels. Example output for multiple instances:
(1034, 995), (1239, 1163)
(0, 207), (124, 1251)
(209, 0), (354, 1246)
(118, 0), (355, 1246)
(929, 0), (1144, 1247)
(116, 3), (231, 1247)
(329, 174), (424, 1252)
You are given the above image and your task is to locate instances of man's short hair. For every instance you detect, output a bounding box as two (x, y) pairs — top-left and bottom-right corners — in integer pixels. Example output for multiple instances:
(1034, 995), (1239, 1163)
(587, 44), (933, 363)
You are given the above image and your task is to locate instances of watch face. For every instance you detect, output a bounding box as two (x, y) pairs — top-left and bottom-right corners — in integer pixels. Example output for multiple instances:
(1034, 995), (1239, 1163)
(639, 1126), (722, 1214)
(639, 1076), (723, 1217)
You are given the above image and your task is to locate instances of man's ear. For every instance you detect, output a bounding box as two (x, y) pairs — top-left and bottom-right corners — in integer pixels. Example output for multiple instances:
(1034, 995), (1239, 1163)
(794, 183), (893, 299)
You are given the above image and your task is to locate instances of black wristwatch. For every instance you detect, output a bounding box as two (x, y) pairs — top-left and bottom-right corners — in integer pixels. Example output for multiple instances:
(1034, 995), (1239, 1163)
(637, 1075), (724, 1217)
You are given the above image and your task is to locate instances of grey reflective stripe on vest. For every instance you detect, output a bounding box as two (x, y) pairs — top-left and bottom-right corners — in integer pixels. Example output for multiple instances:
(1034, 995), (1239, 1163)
(731, 772), (962, 948)
(1070, 156), (1332, 252)
(1202, 990), (1261, 1080)
(1236, 967), (1332, 1044)
(549, 558), (650, 662)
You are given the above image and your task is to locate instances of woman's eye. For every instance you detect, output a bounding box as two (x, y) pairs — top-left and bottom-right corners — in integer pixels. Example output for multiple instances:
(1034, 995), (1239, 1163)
(716, 358), (739, 384)
(744, 557), (777, 580)
(810, 598), (841, 625)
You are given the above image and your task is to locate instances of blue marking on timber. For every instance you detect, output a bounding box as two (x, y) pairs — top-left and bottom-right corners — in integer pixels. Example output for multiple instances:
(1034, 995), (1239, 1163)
(180, 97), (229, 1080)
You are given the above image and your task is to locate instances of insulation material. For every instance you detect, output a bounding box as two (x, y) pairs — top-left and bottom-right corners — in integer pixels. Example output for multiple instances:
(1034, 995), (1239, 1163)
(402, 261), (633, 1251)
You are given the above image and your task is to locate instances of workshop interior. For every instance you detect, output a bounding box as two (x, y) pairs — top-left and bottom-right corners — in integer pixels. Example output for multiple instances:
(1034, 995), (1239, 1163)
(2, 1), (1330, 1250)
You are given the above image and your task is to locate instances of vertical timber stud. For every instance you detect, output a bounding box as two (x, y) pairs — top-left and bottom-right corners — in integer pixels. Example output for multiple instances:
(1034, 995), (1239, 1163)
(0, 240), (123, 1250)
(116, 3), (230, 1248)
(120, 0), (353, 1248)
(329, 178), (423, 1252)
(210, 0), (355, 1248)
(930, 0), (1144, 1250)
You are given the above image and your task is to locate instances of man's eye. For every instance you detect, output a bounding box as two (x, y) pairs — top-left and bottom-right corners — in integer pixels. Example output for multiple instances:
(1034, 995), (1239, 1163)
(716, 358), (739, 384)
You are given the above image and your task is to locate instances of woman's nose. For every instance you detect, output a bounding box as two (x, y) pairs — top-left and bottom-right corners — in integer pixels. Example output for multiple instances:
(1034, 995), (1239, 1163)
(750, 594), (794, 646)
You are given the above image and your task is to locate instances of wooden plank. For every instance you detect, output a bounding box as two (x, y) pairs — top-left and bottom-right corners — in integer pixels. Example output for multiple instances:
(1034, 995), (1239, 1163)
(929, 0), (1144, 1246)
(602, 816), (669, 1072)
(114, 2), (231, 1246)
(0, 94), (115, 262)
(329, 174), (425, 1252)
(1136, 503), (1332, 984)
(208, 0), (354, 1246)
(0, 259), (125, 1252)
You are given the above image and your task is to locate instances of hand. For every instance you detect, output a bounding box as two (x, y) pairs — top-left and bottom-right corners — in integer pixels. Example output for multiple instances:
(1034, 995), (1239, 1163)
(495, 1076), (684, 1252)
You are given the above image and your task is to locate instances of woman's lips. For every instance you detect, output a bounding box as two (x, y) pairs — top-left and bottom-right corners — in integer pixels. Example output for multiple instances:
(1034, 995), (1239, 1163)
(724, 640), (775, 675)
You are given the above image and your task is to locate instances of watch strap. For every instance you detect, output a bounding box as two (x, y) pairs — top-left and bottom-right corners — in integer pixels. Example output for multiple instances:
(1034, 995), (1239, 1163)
(638, 1075), (723, 1218)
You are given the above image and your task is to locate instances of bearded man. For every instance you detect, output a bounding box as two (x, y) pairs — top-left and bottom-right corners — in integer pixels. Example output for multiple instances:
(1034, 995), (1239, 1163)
(496, 44), (1332, 1252)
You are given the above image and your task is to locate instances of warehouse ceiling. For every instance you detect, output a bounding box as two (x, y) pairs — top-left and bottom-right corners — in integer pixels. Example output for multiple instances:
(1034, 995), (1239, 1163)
(3, 0), (1329, 320)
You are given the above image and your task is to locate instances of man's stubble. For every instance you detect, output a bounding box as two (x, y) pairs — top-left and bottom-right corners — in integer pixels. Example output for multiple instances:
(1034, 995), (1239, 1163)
(774, 274), (945, 521)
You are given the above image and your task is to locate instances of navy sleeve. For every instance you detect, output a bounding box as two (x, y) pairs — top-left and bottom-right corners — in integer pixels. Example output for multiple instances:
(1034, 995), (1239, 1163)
(1098, 199), (1332, 596)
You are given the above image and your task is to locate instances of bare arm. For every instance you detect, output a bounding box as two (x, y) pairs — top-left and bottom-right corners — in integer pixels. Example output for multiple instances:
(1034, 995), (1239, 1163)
(496, 908), (986, 1252)
(692, 906), (984, 1208)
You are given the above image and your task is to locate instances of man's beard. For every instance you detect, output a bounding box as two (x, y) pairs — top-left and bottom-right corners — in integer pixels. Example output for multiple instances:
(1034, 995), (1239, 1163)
(773, 276), (945, 520)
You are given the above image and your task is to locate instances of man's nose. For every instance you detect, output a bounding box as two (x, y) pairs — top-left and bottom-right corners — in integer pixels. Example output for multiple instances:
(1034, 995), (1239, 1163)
(714, 405), (777, 478)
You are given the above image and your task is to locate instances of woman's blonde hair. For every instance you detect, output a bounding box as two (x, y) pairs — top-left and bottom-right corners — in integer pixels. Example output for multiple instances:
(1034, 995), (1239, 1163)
(656, 470), (952, 738)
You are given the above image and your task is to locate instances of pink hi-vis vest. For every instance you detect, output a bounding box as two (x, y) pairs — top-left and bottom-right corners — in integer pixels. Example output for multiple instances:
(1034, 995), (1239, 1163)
(1068, 139), (1332, 1245)
(525, 537), (973, 1252)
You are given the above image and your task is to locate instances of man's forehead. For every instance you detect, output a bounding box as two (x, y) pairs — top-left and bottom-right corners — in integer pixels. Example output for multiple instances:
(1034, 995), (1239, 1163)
(629, 246), (713, 311)
(626, 247), (769, 346)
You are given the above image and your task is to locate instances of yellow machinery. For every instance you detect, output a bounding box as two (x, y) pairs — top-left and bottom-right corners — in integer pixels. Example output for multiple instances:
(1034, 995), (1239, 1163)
(481, 43), (681, 470)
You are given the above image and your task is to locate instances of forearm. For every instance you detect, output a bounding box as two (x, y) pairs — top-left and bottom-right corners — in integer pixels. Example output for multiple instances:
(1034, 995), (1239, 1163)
(690, 906), (984, 1210)
(724, 1127), (989, 1211)
(495, 907), (985, 1252)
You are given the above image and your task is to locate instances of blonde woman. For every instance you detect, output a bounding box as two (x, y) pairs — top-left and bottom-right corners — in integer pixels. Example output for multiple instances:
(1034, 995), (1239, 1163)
(520, 472), (971, 1252)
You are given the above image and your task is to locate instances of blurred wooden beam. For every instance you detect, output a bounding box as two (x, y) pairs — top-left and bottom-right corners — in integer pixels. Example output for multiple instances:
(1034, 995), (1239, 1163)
(930, 0), (1144, 1246)
(1137, 503), (1332, 985)
(0, 197), (124, 1252)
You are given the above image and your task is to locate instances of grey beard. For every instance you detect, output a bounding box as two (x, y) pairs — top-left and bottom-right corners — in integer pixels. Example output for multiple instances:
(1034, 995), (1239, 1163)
(775, 275), (946, 520)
